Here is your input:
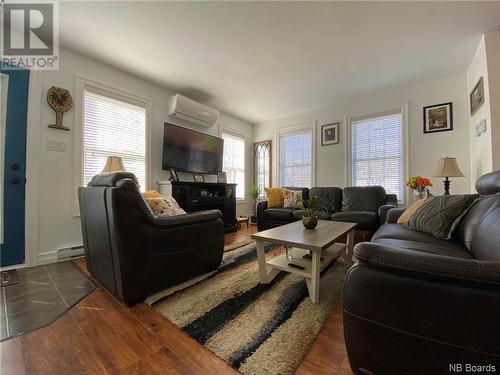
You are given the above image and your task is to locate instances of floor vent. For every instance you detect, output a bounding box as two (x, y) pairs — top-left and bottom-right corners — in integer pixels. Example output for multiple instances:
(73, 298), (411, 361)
(57, 245), (84, 261)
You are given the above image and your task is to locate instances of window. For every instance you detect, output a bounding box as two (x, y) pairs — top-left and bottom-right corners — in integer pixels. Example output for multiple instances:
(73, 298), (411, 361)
(254, 140), (271, 199)
(279, 129), (313, 187)
(222, 132), (245, 200)
(83, 90), (146, 189)
(350, 111), (404, 201)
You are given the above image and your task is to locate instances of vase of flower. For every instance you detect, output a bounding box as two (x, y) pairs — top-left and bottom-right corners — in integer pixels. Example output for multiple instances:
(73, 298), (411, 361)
(406, 176), (432, 200)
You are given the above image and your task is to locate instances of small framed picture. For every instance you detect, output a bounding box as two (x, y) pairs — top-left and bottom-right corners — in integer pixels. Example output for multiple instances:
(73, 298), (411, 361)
(194, 174), (204, 183)
(169, 169), (178, 181)
(470, 77), (484, 116)
(423, 102), (453, 134)
(321, 123), (339, 146)
(217, 171), (227, 183)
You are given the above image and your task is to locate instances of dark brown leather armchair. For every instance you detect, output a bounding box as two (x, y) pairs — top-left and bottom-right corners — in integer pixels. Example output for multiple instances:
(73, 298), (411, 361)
(79, 172), (224, 306)
(343, 170), (500, 374)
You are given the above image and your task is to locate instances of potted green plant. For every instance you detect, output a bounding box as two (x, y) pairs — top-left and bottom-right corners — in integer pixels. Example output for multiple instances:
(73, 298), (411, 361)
(248, 185), (261, 224)
(296, 196), (327, 229)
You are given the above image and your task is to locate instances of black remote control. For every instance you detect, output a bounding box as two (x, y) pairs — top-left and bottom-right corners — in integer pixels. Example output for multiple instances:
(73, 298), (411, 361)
(288, 263), (305, 270)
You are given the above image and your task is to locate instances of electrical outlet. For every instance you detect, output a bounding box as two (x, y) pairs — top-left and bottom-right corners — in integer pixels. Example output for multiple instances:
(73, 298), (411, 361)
(475, 124), (481, 137)
(47, 139), (68, 152)
(480, 119), (487, 133)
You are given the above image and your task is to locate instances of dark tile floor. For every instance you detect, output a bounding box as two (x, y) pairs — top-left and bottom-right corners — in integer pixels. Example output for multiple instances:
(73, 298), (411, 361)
(0, 261), (95, 341)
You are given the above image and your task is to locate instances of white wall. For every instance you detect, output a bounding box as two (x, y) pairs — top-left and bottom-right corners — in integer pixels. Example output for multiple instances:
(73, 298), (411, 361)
(467, 29), (500, 187)
(254, 74), (471, 201)
(26, 48), (253, 265)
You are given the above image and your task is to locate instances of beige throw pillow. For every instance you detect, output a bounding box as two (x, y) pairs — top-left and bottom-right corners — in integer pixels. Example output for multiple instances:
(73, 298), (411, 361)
(145, 196), (187, 217)
(282, 189), (302, 208)
(397, 199), (426, 224)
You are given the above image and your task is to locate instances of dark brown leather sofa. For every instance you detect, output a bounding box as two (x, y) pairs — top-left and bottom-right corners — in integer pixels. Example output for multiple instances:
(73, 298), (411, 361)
(343, 170), (500, 374)
(257, 186), (397, 232)
(78, 172), (225, 306)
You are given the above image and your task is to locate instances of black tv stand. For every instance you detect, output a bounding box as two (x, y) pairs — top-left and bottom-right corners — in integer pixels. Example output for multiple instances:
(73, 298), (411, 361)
(171, 181), (237, 233)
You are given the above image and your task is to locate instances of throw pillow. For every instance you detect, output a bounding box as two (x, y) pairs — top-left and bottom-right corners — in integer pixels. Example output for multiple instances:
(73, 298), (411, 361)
(397, 199), (427, 224)
(265, 187), (284, 208)
(282, 189), (302, 208)
(405, 195), (478, 240)
(142, 190), (163, 199)
(145, 196), (187, 217)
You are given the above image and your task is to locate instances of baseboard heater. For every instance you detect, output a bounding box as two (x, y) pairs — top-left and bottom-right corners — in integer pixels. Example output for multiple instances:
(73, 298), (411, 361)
(57, 245), (84, 261)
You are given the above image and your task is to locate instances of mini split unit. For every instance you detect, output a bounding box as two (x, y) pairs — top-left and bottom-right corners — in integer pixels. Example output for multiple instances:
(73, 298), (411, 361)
(169, 94), (219, 128)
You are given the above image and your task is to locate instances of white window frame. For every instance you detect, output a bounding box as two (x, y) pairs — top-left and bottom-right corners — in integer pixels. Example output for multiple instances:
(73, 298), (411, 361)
(73, 76), (152, 216)
(221, 128), (246, 202)
(346, 105), (409, 205)
(276, 122), (316, 188)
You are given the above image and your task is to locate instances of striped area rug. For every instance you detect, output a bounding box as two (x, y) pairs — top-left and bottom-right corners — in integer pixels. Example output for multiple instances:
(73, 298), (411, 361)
(150, 242), (350, 375)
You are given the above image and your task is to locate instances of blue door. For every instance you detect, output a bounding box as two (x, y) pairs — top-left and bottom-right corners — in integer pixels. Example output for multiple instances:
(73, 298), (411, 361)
(0, 66), (29, 267)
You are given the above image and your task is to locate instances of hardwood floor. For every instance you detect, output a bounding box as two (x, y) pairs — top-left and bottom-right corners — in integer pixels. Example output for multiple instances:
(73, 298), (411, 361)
(0, 227), (353, 375)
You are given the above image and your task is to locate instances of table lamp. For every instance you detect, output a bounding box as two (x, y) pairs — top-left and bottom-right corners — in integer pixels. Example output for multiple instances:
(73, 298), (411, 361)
(102, 156), (125, 173)
(432, 157), (464, 195)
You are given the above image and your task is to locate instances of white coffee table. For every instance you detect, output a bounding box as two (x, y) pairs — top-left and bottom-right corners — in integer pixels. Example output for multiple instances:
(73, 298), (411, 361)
(251, 220), (356, 303)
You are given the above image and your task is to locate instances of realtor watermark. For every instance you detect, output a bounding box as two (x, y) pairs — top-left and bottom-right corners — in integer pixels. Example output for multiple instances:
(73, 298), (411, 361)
(1, 0), (59, 70)
(449, 363), (497, 373)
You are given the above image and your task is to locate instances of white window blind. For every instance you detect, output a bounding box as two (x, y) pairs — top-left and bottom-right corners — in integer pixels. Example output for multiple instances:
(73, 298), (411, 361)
(279, 130), (312, 188)
(83, 90), (146, 189)
(222, 132), (245, 200)
(351, 112), (403, 200)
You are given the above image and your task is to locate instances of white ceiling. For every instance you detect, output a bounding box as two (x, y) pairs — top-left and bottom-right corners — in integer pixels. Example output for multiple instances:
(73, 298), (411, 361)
(59, 1), (500, 124)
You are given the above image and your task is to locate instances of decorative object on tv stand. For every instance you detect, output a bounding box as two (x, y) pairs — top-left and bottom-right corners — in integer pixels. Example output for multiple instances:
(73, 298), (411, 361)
(432, 157), (464, 195)
(296, 196), (327, 230)
(248, 185), (261, 224)
(470, 76), (484, 116)
(321, 122), (339, 146)
(102, 156), (125, 173)
(194, 174), (204, 183)
(406, 176), (432, 200)
(423, 102), (453, 134)
(47, 86), (73, 131)
(217, 171), (227, 183)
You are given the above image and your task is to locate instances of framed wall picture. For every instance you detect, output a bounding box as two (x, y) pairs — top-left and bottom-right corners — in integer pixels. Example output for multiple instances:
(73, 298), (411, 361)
(470, 77), (484, 116)
(194, 174), (204, 183)
(423, 102), (453, 134)
(321, 122), (339, 145)
(217, 171), (227, 183)
(169, 169), (178, 181)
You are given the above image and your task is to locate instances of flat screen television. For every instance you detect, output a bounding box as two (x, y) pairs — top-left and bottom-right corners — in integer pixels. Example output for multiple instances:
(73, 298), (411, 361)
(162, 123), (223, 173)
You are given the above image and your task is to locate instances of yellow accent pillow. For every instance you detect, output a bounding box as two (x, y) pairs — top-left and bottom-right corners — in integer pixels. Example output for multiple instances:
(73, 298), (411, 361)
(397, 199), (426, 224)
(265, 188), (284, 208)
(142, 190), (162, 199)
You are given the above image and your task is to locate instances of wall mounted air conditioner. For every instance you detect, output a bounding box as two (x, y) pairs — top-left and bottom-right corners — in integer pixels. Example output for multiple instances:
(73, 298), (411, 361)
(169, 94), (219, 128)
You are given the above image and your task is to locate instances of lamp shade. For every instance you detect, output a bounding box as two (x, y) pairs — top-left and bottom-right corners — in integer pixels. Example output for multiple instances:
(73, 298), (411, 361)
(102, 156), (125, 173)
(432, 157), (464, 178)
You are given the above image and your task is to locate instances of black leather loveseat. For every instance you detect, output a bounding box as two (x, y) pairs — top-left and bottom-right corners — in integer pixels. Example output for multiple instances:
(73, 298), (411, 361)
(79, 172), (225, 305)
(257, 186), (397, 232)
(343, 170), (500, 375)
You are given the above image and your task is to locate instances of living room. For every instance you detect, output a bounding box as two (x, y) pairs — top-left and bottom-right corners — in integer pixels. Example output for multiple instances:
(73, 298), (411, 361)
(1, 1), (499, 374)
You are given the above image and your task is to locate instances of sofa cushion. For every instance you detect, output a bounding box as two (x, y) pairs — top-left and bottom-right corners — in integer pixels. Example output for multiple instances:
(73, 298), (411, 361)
(330, 211), (379, 230)
(372, 238), (472, 259)
(309, 187), (343, 213)
(264, 208), (294, 222)
(397, 199), (426, 224)
(405, 195), (478, 240)
(342, 186), (386, 212)
(282, 189), (302, 208)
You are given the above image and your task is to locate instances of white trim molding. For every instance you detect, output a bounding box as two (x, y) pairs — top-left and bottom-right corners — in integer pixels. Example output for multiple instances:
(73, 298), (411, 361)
(72, 75), (152, 216)
(221, 127), (247, 203)
(275, 121), (316, 188)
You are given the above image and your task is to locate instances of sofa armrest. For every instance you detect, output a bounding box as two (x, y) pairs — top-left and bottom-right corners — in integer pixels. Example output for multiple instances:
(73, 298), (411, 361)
(378, 205), (396, 224)
(151, 210), (222, 228)
(386, 207), (406, 223)
(354, 242), (500, 288)
(257, 200), (268, 230)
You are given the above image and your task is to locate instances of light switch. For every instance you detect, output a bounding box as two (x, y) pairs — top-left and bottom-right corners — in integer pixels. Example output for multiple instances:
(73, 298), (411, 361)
(47, 139), (68, 152)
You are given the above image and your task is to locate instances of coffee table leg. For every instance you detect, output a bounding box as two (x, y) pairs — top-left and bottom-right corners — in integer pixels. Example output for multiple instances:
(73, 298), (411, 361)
(306, 250), (321, 304)
(255, 240), (279, 284)
(346, 230), (355, 257)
